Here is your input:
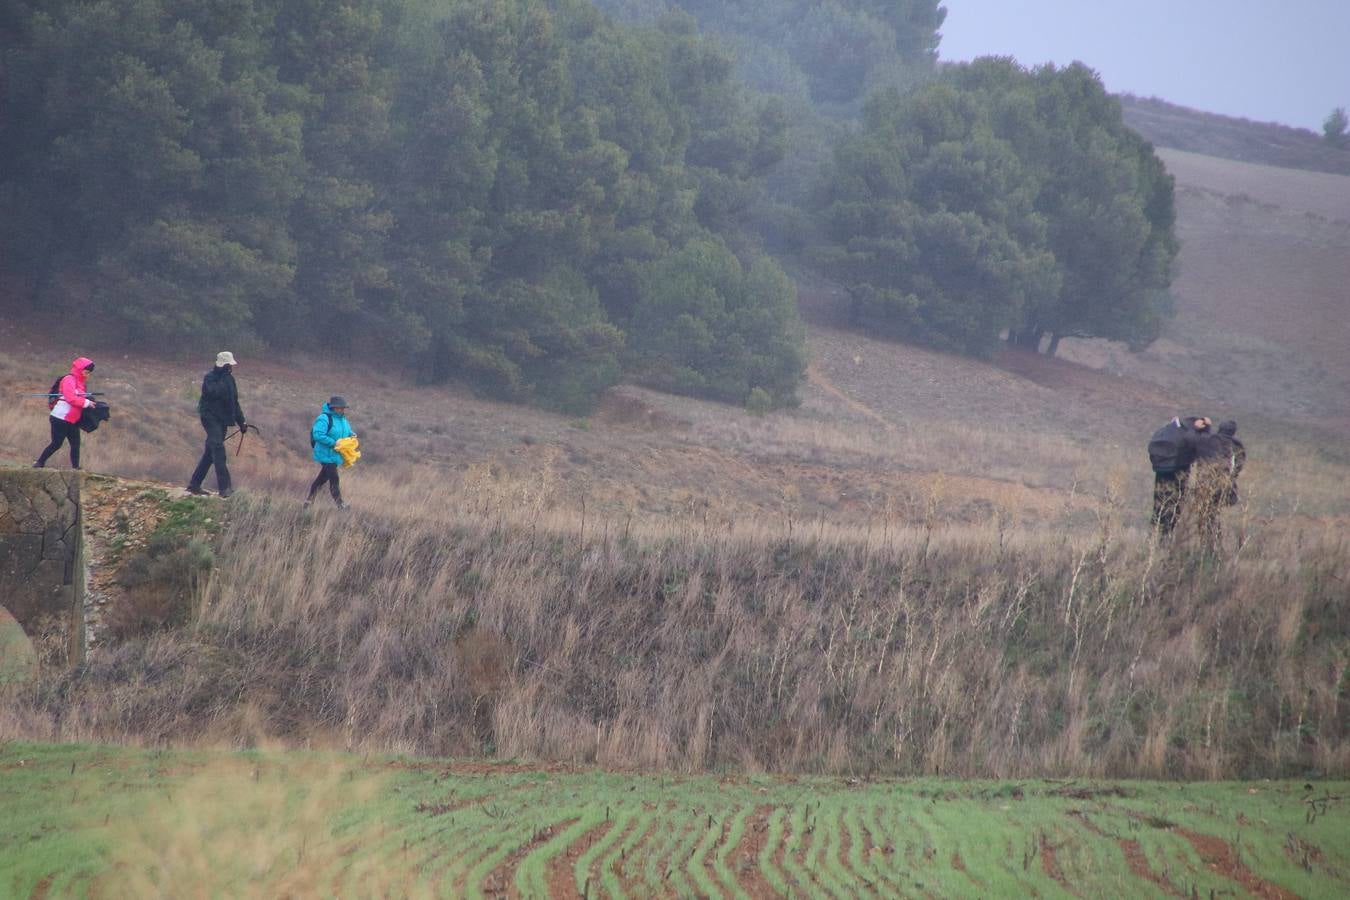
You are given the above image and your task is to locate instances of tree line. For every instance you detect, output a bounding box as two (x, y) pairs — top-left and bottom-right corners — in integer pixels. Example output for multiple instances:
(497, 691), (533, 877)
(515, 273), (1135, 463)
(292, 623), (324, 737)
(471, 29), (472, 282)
(1, 0), (1178, 411)
(0, 0), (804, 412)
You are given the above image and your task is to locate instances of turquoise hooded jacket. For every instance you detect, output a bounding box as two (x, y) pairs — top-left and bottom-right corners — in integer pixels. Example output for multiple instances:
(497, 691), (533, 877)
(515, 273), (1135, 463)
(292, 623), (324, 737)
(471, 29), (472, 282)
(311, 403), (355, 465)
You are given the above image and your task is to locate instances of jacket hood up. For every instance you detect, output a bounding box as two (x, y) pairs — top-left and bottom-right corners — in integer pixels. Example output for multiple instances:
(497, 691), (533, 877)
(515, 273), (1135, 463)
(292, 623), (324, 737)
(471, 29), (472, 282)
(71, 357), (94, 379)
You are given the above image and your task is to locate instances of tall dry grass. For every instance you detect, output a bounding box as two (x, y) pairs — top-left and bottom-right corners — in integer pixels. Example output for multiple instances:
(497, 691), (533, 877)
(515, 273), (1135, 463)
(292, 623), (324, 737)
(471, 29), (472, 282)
(2, 346), (1348, 778)
(5, 466), (1346, 780)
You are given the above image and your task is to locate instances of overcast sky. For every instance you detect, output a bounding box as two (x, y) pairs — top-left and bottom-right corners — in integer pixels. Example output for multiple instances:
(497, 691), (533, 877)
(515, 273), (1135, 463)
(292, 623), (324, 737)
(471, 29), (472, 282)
(937, 0), (1350, 132)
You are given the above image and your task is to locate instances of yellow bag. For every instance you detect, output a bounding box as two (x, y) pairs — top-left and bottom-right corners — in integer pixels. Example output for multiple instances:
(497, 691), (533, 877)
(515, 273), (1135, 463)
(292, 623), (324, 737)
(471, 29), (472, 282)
(334, 436), (361, 468)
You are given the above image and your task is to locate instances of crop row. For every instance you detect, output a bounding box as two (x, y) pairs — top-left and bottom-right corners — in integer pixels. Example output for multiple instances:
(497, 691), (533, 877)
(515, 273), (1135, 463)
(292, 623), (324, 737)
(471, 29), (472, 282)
(2, 745), (1346, 897)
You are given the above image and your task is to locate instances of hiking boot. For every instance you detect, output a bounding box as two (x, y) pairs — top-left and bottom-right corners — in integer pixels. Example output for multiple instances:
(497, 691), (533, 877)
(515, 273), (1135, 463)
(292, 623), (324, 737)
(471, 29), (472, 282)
(336, 501), (350, 511)
(302, 499), (312, 509)
(219, 488), (234, 499)
(185, 485), (209, 496)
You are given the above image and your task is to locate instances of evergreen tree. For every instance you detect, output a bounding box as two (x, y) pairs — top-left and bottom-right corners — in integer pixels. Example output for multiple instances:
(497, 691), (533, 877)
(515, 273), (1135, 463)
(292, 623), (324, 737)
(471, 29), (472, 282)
(0, 0), (806, 409)
(1324, 106), (1348, 148)
(816, 59), (1178, 357)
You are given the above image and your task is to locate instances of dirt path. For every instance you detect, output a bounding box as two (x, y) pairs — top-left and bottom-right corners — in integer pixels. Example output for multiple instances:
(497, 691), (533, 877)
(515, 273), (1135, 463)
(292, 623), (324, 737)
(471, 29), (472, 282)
(805, 363), (895, 430)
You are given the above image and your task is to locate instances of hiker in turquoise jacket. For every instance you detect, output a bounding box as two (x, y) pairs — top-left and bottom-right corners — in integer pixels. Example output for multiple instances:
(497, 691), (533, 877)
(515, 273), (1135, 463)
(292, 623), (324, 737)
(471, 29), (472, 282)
(305, 396), (355, 509)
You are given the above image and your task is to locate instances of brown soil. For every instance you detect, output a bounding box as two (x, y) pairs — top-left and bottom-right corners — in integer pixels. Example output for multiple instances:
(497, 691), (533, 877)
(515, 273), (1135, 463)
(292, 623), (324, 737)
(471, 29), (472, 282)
(858, 808), (907, 896)
(789, 812), (833, 897)
(834, 815), (876, 895)
(1039, 831), (1077, 896)
(1066, 804), (1180, 895)
(1177, 828), (1301, 900)
(27, 875), (53, 900)
(726, 805), (776, 900)
(650, 816), (698, 898)
(700, 814), (735, 898)
(1119, 839), (1183, 898)
(544, 820), (613, 900)
(770, 813), (793, 891)
(614, 817), (662, 898)
(480, 817), (578, 899)
(386, 758), (580, 776)
(411, 780), (543, 818)
(951, 849), (984, 890)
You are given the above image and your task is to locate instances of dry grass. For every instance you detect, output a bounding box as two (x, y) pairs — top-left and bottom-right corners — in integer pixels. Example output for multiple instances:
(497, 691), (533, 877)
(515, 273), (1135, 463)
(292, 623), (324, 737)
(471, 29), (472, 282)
(2, 249), (1349, 780)
(4, 460), (1346, 780)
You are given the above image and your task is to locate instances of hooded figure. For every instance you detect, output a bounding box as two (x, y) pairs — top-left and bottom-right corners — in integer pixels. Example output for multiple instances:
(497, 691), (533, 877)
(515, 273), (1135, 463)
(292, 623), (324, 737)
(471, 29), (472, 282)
(305, 397), (356, 509)
(34, 357), (96, 469)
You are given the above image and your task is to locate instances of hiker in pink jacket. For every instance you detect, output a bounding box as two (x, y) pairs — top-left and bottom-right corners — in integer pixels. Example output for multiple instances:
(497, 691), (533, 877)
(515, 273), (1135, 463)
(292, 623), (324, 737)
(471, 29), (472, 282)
(35, 357), (97, 469)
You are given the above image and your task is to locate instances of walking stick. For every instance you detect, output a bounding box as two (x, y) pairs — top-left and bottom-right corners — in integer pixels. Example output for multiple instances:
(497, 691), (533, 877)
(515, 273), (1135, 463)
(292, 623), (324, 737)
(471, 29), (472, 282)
(223, 425), (262, 457)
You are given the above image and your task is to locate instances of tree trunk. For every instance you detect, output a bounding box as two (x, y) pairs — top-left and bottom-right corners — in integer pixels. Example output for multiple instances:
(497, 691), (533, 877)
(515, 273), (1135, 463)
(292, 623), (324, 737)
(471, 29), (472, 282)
(1007, 325), (1043, 350)
(847, 290), (863, 327)
(1046, 333), (1062, 357)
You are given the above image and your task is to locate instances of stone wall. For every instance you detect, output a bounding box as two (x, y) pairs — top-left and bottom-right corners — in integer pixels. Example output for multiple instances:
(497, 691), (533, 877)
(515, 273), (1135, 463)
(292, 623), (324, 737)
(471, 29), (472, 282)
(0, 468), (84, 666)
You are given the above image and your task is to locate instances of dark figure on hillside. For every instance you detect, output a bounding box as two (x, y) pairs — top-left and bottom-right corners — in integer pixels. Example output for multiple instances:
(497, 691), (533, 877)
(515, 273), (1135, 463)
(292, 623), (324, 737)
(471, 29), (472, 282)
(1148, 415), (1210, 537)
(1216, 420), (1247, 505)
(187, 351), (247, 498)
(34, 357), (97, 469)
(1191, 425), (1234, 550)
(304, 396), (356, 510)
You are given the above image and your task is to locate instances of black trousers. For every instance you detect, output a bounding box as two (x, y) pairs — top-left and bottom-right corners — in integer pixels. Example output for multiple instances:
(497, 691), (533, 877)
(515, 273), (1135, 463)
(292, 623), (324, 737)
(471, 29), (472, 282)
(188, 416), (232, 492)
(36, 418), (81, 468)
(1152, 470), (1187, 536)
(307, 463), (342, 503)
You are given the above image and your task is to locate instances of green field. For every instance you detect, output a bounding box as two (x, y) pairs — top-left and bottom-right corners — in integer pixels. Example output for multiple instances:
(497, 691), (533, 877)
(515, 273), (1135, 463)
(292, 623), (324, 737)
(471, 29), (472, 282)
(2, 744), (1347, 898)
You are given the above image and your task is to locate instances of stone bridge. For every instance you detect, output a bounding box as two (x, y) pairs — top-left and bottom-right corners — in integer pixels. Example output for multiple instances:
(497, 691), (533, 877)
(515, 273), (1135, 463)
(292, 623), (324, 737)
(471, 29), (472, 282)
(0, 468), (85, 681)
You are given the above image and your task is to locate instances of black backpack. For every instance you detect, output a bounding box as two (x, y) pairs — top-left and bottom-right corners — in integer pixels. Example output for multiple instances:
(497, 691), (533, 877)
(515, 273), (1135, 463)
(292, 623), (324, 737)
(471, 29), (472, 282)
(78, 402), (110, 433)
(1148, 418), (1193, 474)
(309, 412), (333, 448)
(46, 376), (63, 410)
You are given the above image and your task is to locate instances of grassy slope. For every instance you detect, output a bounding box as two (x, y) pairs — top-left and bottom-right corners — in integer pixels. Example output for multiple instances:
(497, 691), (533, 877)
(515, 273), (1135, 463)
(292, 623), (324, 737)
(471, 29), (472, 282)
(1120, 95), (1350, 176)
(4, 129), (1348, 529)
(3, 743), (1348, 898)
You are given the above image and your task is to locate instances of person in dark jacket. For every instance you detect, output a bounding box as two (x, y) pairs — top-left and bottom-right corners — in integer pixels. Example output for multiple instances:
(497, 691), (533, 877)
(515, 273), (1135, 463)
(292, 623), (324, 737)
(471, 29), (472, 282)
(304, 396), (355, 510)
(1151, 415), (1210, 537)
(186, 351), (247, 497)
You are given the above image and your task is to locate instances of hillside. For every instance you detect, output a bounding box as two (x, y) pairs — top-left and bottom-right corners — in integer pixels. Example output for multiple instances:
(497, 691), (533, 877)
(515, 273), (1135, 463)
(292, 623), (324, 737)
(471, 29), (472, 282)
(1056, 147), (1350, 434)
(1120, 94), (1350, 176)
(3, 103), (1350, 786)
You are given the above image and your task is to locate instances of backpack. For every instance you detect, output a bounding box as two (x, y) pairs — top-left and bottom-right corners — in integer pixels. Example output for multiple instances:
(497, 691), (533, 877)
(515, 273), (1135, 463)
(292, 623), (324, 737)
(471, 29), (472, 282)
(46, 376), (64, 411)
(309, 412), (333, 448)
(1148, 418), (1193, 474)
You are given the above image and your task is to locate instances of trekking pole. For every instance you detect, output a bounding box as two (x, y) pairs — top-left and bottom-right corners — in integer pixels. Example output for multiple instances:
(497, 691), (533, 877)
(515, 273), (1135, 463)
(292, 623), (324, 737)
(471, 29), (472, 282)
(19, 392), (108, 398)
(224, 425), (263, 457)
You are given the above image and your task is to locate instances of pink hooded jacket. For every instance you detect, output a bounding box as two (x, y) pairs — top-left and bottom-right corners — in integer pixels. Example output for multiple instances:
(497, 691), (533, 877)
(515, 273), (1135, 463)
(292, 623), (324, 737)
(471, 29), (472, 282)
(50, 357), (95, 424)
